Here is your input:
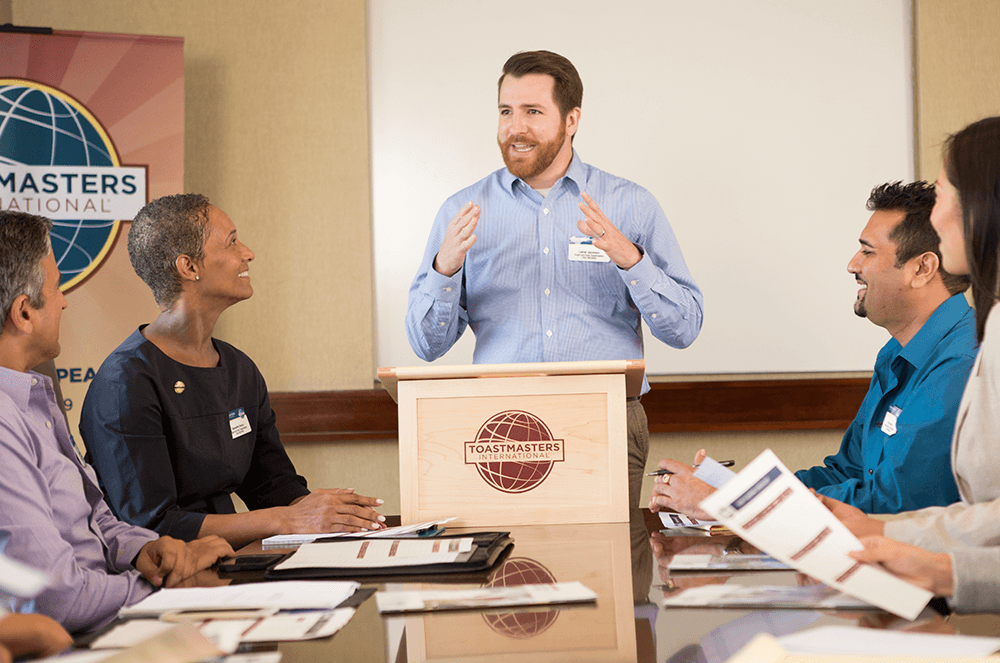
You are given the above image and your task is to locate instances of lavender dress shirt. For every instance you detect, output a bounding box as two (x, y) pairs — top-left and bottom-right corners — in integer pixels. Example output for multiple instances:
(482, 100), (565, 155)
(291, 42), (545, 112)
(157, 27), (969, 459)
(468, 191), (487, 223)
(0, 367), (156, 632)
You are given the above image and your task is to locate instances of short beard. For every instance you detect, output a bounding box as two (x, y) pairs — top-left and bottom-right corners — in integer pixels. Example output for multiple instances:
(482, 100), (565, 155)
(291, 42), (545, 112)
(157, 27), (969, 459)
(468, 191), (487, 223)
(854, 297), (867, 318)
(498, 122), (567, 183)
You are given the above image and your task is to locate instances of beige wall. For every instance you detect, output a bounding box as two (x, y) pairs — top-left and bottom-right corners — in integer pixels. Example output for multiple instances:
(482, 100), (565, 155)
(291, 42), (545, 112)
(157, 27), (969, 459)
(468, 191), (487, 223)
(14, 0), (375, 394)
(12, 1), (995, 514)
(915, 0), (1000, 180)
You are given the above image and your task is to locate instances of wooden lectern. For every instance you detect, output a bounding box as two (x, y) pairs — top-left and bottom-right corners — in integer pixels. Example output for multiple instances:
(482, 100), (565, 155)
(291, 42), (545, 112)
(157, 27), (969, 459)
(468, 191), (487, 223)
(379, 360), (644, 527)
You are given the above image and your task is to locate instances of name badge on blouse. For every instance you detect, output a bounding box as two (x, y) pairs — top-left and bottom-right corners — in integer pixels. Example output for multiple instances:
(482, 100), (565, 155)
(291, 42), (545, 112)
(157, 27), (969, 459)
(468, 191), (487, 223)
(568, 236), (610, 262)
(881, 405), (902, 436)
(229, 407), (252, 439)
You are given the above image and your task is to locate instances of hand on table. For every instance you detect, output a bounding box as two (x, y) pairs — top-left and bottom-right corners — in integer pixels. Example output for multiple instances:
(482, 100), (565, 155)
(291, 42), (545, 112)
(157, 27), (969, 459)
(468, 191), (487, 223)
(135, 535), (234, 588)
(577, 192), (642, 269)
(0, 614), (72, 659)
(284, 488), (386, 534)
(433, 201), (479, 276)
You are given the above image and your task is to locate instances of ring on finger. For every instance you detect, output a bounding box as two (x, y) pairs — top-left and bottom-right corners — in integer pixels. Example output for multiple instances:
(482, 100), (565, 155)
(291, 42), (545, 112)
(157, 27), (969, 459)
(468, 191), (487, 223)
(598, 230), (606, 237)
(664, 474), (671, 486)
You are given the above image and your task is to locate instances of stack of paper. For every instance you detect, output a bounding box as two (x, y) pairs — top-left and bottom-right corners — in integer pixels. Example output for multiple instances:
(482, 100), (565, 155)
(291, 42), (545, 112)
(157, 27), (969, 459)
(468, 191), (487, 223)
(119, 581), (358, 618)
(262, 518), (456, 549)
(375, 581), (597, 613)
(274, 537), (475, 571)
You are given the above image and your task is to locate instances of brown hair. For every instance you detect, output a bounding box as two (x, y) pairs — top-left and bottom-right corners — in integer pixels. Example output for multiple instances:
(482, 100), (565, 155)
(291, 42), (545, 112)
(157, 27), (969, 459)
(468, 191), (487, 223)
(944, 116), (1000, 342)
(498, 50), (583, 118)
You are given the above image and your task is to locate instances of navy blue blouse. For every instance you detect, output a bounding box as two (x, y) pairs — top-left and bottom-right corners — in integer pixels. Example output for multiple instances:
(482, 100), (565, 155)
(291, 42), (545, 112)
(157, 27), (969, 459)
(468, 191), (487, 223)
(81, 327), (309, 541)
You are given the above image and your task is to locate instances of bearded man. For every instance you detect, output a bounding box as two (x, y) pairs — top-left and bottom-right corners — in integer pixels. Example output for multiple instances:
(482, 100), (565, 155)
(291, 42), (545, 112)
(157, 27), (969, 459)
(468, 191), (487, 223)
(406, 50), (703, 508)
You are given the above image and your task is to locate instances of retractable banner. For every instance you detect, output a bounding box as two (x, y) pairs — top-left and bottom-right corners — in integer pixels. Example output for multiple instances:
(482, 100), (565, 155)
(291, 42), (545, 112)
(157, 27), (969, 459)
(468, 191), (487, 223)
(1, 30), (184, 437)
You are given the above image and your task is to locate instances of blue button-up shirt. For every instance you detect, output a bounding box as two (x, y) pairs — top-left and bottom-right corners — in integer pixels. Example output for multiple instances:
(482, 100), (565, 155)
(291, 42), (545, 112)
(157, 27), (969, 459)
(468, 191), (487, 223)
(795, 293), (977, 513)
(0, 367), (155, 632)
(406, 151), (703, 390)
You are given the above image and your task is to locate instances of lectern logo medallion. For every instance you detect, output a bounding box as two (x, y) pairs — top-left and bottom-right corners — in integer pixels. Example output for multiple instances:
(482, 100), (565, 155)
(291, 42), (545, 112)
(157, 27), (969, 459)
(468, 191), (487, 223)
(464, 410), (565, 493)
(482, 557), (560, 638)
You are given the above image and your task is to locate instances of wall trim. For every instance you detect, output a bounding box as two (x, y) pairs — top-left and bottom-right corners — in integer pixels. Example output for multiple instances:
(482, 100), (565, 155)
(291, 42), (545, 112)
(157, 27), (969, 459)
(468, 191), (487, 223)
(270, 378), (869, 443)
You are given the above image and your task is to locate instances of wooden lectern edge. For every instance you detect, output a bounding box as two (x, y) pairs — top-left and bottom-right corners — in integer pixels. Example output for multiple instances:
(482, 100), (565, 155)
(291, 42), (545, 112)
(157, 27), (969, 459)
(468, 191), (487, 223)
(378, 360), (645, 404)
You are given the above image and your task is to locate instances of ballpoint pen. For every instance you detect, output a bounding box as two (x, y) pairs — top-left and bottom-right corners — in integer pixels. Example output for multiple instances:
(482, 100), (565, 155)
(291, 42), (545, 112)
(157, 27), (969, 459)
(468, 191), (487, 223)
(646, 460), (735, 476)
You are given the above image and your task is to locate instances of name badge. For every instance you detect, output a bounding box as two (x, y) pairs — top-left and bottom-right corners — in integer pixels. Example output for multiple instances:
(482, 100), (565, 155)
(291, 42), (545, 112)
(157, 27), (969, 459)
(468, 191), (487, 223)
(229, 407), (252, 439)
(881, 405), (902, 436)
(568, 236), (610, 262)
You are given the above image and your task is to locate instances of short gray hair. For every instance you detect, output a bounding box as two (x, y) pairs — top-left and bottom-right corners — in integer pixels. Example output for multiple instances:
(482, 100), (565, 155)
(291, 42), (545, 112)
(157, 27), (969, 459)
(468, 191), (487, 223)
(0, 211), (52, 334)
(128, 194), (211, 307)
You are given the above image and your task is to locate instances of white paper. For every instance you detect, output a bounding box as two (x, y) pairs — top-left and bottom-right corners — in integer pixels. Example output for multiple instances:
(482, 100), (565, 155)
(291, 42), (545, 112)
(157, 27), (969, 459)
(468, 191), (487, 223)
(661, 583), (875, 610)
(693, 455), (737, 488)
(0, 552), (48, 599)
(658, 512), (724, 530)
(274, 537), (474, 571)
(668, 553), (791, 572)
(224, 654), (282, 663)
(262, 518), (456, 549)
(698, 449), (932, 620)
(89, 620), (176, 649)
(239, 608), (355, 642)
(119, 581), (358, 617)
(376, 581), (597, 613)
(779, 625), (1000, 657)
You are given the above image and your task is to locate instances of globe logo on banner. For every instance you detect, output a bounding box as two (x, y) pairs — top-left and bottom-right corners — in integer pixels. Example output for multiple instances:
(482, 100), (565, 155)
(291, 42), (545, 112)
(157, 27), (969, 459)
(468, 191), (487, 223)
(464, 410), (565, 493)
(0, 80), (147, 291)
(482, 557), (559, 638)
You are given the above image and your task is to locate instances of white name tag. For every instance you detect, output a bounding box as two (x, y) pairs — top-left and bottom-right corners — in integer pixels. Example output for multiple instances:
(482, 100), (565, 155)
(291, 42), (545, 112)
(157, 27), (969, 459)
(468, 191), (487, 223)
(568, 237), (610, 262)
(881, 405), (901, 436)
(229, 407), (252, 439)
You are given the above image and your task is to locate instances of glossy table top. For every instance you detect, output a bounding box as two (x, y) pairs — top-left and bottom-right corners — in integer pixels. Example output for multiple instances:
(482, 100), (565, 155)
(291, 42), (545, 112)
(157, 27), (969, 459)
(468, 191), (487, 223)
(224, 511), (997, 662)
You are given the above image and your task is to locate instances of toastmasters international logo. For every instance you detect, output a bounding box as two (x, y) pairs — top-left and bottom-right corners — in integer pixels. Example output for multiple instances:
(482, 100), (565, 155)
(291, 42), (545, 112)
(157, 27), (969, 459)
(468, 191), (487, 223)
(464, 410), (565, 493)
(0, 80), (147, 290)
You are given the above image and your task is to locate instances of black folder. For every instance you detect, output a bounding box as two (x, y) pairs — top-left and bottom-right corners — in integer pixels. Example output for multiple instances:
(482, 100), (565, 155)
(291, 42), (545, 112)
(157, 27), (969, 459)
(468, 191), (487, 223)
(263, 531), (513, 581)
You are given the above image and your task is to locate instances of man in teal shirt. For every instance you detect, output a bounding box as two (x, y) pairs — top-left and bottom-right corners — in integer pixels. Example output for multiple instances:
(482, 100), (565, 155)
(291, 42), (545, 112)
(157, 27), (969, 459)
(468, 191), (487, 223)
(652, 181), (975, 515)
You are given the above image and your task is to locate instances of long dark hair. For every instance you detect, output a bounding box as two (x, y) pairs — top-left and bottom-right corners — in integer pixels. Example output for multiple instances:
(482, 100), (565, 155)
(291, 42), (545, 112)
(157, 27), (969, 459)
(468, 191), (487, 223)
(944, 116), (1000, 342)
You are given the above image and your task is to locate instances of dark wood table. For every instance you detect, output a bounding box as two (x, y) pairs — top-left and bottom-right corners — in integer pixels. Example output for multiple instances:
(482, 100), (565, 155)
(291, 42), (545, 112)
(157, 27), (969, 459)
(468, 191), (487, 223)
(217, 510), (998, 662)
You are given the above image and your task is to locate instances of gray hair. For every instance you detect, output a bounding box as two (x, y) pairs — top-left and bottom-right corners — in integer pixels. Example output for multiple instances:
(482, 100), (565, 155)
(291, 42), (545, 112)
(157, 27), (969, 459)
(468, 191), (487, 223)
(128, 194), (211, 307)
(0, 211), (52, 335)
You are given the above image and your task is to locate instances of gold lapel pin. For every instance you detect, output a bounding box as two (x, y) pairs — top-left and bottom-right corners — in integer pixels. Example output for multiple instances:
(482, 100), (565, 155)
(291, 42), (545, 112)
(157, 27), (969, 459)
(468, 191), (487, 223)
(174, 381), (186, 394)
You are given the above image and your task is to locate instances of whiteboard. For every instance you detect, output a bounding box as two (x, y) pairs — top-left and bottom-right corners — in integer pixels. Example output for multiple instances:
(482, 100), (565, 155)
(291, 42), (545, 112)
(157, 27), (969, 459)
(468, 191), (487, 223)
(370, 0), (913, 374)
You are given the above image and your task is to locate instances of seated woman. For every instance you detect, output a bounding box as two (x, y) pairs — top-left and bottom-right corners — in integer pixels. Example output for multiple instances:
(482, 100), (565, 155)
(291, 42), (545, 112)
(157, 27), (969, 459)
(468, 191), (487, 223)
(81, 194), (384, 549)
(823, 116), (1000, 613)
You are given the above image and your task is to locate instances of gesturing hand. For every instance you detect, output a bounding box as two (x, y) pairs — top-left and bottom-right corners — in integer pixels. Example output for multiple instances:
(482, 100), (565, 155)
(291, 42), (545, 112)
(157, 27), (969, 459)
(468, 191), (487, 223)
(135, 535), (233, 588)
(577, 192), (642, 270)
(282, 488), (385, 534)
(433, 201), (479, 277)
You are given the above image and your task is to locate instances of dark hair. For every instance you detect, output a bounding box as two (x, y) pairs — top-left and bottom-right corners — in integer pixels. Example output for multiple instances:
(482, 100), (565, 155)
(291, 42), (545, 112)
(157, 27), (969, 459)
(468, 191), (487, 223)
(866, 181), (970, 296)
(944, 116), (1000, 342)
(128, 194), (211, 307)
(0, 211), (52, 334)
(498, 50), (583, 118)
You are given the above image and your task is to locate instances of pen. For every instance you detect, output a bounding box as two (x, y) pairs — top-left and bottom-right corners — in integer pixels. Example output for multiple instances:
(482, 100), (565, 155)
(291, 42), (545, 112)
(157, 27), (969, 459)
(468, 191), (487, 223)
(646, 460), (735, 476)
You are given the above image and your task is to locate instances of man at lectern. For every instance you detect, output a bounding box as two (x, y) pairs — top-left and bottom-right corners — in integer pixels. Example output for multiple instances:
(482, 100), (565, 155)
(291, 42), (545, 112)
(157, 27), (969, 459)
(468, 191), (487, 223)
(652, 182), (976, 517)
(406, 50), (704, 507)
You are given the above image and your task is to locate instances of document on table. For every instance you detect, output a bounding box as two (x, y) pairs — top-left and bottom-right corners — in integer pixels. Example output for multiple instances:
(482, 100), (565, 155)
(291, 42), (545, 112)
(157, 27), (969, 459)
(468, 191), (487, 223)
(698, 449), (932, 620)
(728, 632), (1000, 663)
(375, 581), (597, 613)
(274, 537), (474, 571)
(778, 625), (1000, 657)
(262, 518), (456, 549)
(667, 553), (791, 572)
(661, 584), (876, 611)
(119, 580), (358, 617)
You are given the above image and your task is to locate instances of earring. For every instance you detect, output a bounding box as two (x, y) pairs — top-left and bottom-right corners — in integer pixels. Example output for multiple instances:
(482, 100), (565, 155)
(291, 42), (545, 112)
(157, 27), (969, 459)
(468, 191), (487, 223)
(195, 275), (200, 281)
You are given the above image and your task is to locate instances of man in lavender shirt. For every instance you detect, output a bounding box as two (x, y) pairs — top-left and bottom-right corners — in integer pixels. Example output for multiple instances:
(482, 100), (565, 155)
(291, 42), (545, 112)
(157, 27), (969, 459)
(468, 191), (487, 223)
(0, 211), (233, 633)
